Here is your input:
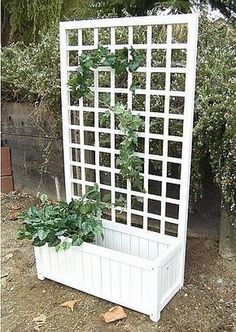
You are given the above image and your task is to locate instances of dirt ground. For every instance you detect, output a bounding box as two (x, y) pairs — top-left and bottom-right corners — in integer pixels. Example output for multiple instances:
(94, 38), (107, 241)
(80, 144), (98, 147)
(1, 192), (236, 332)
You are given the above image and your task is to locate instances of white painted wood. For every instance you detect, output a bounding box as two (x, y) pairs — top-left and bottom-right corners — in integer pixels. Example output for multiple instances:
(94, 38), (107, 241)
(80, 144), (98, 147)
(178, 14), (199, 287)
(160, 23), (172, 235)
(39, 13), (200, 322)
(34, 247), (45, 280)
(110, 27), (116, 223)
(60, 14), (197, 29)
(60, 25), (72, 202)
(101, 257), (111, 293)
(34, 226), (182, 319)
(67, 43), (188, 51)
(120, 263), (130, 298)
(129, 235), (138, 256)
(149, 265), (160, 322)
(101, 218), (180, 245)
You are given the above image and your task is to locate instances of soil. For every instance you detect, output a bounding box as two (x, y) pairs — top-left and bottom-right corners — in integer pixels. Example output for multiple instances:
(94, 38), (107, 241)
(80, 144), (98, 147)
(1, 192), (236, 332)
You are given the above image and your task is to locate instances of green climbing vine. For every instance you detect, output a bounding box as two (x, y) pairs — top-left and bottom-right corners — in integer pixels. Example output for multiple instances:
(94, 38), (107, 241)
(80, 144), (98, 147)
(100, 103), (144, 191)
(68, 45), (144, 98)
(112, 103), (144, 191)
(68, 45), (145, 191)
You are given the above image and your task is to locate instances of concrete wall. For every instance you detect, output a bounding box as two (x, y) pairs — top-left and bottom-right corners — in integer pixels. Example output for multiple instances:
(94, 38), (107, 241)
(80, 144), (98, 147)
(2, 102), (65, 200)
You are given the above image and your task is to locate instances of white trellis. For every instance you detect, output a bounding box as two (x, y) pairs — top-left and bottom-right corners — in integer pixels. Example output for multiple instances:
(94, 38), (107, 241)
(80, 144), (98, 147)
(35, 14), (198, 322)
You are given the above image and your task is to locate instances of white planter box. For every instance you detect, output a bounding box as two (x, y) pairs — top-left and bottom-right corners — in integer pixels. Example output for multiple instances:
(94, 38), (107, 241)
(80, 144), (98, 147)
(35, 221), (182, 322)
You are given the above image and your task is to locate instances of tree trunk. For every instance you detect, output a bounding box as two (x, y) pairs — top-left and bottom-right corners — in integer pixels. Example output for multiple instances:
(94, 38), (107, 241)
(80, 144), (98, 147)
(1, 0), (11, 46)
(219, 206), (236, 259)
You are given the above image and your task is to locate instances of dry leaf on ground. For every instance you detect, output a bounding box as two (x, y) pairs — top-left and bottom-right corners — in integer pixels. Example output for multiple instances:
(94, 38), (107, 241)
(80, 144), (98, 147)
(61, 300), (79, 312)
(33, 314), (46, 323)
(102, 306), (127, 323)
(33, 314), (47, 330)
(9, 212), (19, 221)
(10, 205), (21, 210)
(4, 253), (13, 261)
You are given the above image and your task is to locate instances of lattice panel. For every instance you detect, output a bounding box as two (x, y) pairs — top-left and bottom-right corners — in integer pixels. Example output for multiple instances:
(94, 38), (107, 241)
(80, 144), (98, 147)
(60, 15), (198, 240)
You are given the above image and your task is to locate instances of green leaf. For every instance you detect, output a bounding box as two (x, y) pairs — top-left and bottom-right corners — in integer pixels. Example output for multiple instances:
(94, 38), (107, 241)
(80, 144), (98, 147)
(85, 183), (100, 200)
(55, 239), (72, 252)
(28, 206), (39, 217)
(16, 229), (26, 240)
(55, 229), (67, 236)
(81, 222), (89, 234)
(40, 193), (48, 204)
(37, 229), (50, 241)
(48, 237), (61, 247)
(100, 111), (110, 126)
(32, 238), (46, 247)
(72, 235), (83, 246)
(129, 82), (137, 95)
(62, 240), (72, 251)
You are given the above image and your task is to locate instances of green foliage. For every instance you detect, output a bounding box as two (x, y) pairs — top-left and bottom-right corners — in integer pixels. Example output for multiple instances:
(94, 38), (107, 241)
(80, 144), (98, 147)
(192, 17), (236, 219)
(5, 0), (96, 45)
(68, 45), (144, 99)
(92, 0), (235, 24)
(8, 0), (62, 44)
(111, 103), (144, 191)
(17, 184), (106, 251)
(1, 28), (60, 108)
(90, 0), (191, 17)
(3, 0), (235, 48)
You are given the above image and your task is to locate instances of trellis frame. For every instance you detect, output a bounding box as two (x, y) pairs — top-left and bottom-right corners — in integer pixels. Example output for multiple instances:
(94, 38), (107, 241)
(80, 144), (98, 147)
(35, 13), (198, 322)
(61, 13), (198, 279)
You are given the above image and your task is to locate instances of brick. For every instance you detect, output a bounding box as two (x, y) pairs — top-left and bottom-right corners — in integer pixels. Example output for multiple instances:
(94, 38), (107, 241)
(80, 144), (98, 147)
(1, 175), (14, 193)
(1, 147), (12, 176)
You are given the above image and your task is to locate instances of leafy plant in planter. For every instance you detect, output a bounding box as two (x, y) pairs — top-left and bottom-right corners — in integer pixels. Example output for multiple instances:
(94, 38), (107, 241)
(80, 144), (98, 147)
(17, 184), (106, 251)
